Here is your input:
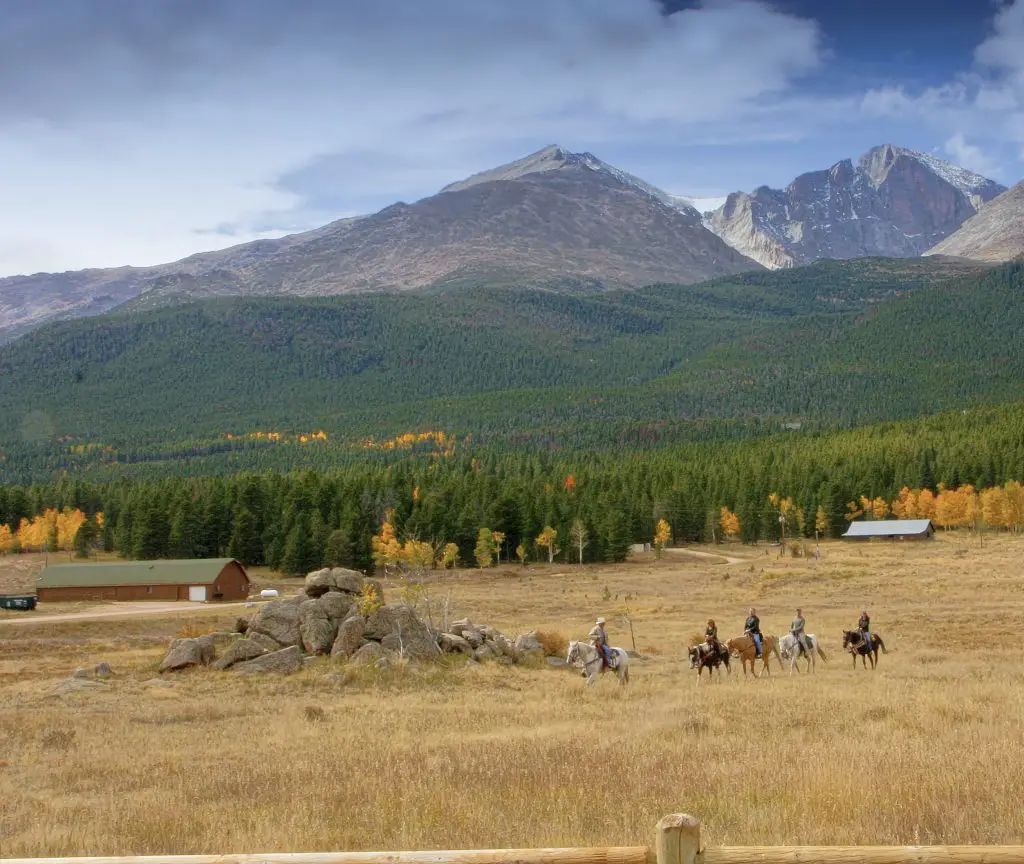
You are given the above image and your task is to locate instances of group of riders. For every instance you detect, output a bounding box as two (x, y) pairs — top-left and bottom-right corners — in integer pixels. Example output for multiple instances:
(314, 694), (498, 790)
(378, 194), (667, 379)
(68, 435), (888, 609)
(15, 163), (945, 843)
(587, 609), (874, 669)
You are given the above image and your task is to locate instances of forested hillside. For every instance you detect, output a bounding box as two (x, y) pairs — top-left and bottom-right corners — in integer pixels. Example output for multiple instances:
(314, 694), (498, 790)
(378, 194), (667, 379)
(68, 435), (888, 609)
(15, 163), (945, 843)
(0, 257), (1012, 484)
(2, 402), (1023, 572)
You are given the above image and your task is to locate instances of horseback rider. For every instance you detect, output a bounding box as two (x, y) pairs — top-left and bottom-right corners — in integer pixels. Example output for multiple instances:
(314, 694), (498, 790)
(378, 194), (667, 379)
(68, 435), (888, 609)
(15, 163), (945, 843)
(858, 610), (872, 652)
(744, 607), (763, 658)
(791, 607), (808, 657)
(589, 617), (615, 668)
(704, 618), (722, 654)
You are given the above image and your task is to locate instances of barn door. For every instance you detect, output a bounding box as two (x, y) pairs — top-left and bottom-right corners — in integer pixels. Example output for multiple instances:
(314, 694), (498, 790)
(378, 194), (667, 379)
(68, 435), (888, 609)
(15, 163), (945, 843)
(188, 585), (207, 602)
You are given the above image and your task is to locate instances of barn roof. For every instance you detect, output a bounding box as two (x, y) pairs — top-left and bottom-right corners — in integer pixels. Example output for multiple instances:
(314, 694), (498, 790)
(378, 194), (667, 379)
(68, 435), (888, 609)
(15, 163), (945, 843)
(842, 520), (934, 538)
(38, 559), (244, 588)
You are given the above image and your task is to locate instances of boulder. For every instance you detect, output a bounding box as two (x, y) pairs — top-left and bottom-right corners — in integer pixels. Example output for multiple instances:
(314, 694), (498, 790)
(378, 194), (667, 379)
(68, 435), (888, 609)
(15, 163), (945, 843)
(547, 656), (570, 669)
(248, 631), (283, 652)
(93, 662), (114, 679)
(461, 628), (485, 649)
(211, 631), (239, 647)
(514, 631), (544, 656)
(350, 641), (383, 666)
(450, 618), (473, 637)
(331, 615), (366, 660)
(298, 598), (338, 655)
(319, 592), (356, 621)
(305, 567), (365, 598)
(490, 634), (519, 660)
(233, 645), (302, 675)
(439, 633), (473, 654)
(212, 638), (267, 671)
(365, 604), (439, 660)
(234, 616), (251, 634)
(247, 597), (302, 647)
(159, 638), (204, 673)
(196, 634), (216, 665)
(473, 643), (497, 662)
(71, 667), (89, 680)
(329, 568), (365, 595)
(304, 568), (334, 597)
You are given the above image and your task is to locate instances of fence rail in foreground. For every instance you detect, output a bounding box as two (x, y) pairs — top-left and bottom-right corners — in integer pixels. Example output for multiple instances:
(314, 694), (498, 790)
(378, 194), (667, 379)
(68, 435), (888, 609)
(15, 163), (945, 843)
(6, 813), (1024, 864)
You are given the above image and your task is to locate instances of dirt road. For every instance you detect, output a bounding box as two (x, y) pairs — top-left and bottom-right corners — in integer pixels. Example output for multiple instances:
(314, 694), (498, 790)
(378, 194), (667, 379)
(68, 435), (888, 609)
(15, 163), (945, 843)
(0, 600), (253, 627)
(666, 547), (749, 566)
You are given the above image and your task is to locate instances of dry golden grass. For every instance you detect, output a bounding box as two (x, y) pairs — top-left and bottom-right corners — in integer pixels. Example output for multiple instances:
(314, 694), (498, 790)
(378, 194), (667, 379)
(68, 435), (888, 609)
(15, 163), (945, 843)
(2, 535), (1024, 856)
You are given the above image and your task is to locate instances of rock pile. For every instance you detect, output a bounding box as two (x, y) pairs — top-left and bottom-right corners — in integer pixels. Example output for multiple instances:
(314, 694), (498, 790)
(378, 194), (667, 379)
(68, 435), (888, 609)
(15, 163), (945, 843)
(158, 566), (558, 675)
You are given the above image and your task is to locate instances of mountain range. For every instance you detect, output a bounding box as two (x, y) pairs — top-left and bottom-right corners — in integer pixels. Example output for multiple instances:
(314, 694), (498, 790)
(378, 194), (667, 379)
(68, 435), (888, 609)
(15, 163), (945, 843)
(1, 143), (1021, 344)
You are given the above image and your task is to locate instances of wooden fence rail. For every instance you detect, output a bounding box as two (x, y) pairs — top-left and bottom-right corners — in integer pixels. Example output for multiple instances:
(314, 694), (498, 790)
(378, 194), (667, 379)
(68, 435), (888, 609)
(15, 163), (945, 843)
(6, 813), (1024, 864)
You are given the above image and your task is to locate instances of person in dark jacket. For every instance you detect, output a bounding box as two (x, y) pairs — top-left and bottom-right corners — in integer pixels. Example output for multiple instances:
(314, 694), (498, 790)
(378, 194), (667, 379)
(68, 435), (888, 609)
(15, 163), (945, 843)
(744, 607), (762, 657)
(858, 610), (872, 652)
(704, 618), (722, 653)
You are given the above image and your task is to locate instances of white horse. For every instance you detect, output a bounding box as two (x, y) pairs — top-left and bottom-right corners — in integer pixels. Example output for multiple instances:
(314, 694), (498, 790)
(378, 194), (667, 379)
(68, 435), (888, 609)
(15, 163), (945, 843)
(566, 640), (630, 685)
(778, 633), (828, 675)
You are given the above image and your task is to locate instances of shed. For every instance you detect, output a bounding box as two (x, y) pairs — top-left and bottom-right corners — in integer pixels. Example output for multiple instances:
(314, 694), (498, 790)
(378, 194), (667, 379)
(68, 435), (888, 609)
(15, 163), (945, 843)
(842, 519), (935, 541)
(37, 559), (250, 603)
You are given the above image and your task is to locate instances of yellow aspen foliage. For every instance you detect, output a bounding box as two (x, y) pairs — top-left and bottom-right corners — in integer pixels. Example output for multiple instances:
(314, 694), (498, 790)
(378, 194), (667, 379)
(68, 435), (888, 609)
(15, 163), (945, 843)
(917, 488), (937, 520)
(401, 539), (435, 570)
(491, 531), (506, 563)
(814, 506), (829, 538)
(440, 542), (460, 570)
(870, 497), (889, 520)
(371, 514), (403, 567)
(0, 524), (13, 554)
(891, 487), (919, 519)
(719, 507), (741, 539)
(1003, 481), (1024, 531)
(980, 487), (1008, 530)
(536, 526), (559, 564)
(653, 518), (671, 557)
(515, 542), (527, 565)
(845, 500), (864, 521)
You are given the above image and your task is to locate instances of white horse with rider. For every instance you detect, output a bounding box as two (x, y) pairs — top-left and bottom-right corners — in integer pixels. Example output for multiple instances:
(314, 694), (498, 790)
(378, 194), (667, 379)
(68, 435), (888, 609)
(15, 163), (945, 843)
(778, 632), (827, 675)
(567, 618), (630, 685)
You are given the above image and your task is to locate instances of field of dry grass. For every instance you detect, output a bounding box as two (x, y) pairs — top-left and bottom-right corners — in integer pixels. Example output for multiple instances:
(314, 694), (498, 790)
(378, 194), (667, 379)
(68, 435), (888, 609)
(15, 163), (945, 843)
(2, 534), (1024, 857)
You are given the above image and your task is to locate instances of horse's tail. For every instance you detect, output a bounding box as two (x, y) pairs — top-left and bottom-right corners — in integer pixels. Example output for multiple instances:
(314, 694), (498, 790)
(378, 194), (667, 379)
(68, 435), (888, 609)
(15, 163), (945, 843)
(875, 635), (887, 654)
(815, 639), (828, 663)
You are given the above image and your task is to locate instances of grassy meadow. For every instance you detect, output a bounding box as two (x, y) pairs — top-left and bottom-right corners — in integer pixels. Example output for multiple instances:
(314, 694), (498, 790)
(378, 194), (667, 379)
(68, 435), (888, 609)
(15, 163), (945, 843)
(1, 534), (1024, 856)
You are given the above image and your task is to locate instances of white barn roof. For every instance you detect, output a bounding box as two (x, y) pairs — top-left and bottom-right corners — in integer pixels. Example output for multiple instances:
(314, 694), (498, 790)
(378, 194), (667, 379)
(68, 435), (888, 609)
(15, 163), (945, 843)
(843, 519), (934, 538)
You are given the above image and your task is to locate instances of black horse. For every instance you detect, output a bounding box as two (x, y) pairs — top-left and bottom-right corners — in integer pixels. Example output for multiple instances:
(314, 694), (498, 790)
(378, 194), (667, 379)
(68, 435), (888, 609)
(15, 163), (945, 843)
(688, 641), (731, 680)
(842, 630), (887, 669)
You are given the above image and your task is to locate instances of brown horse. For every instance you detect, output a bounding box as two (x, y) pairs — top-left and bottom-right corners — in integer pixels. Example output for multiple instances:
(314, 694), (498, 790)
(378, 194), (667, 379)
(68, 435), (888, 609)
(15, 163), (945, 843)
(842, 630), (887, 669)
(688, 641), (731, 682)
(726, 634), (782, 677)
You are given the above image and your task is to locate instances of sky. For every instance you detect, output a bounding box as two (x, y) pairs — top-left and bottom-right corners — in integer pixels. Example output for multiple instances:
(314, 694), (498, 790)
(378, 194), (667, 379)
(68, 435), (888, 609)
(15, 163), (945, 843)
(0, 0), (1022, 278)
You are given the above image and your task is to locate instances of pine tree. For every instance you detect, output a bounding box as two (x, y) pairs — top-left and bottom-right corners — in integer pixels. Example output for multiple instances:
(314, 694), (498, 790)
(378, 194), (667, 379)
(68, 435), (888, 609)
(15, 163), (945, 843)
(281, 513), (316, 577)
(227, 507), (263, 566)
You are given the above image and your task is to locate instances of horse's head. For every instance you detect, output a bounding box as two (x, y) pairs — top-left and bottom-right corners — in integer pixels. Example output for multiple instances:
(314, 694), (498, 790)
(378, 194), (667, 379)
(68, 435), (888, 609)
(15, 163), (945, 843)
(566, 641), (580, 664)
(688, 645), (700, 667)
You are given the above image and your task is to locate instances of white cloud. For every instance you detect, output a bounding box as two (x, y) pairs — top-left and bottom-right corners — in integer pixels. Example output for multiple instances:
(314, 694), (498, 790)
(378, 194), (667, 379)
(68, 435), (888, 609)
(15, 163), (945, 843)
(0, 0), (830, 276)
(944, 132), (1000, 177)
(860, 0), (1024, 178)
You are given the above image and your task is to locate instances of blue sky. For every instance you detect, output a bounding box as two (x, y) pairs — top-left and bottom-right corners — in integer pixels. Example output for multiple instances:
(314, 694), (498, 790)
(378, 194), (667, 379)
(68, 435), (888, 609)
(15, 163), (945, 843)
(0, 0), (1021, 277)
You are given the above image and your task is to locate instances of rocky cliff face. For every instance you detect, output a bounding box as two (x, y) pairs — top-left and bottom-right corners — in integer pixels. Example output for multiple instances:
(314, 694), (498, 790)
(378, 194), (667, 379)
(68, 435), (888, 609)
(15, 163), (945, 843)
(705, 145), (1006, 269)
(924, 182), (1024, 263)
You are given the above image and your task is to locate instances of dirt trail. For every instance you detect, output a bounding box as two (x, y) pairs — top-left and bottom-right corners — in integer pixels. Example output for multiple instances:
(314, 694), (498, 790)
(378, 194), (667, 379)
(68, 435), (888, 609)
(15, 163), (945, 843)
(666, 547), (748, 566)
(0, 600), (251, 627)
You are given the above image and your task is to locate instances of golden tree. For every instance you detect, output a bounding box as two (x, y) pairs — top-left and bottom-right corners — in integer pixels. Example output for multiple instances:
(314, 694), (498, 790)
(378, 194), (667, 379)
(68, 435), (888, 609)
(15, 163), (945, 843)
(719, 507), (741, 540)
(814, 506), (829, 539)
(536, 526), (559, 564)
(491, 531), (506, 564)
(0, 524), (13, 555)
(440, 542), (460, 570)
(652, 518), (671, 557)
(371, 513), (403, 569)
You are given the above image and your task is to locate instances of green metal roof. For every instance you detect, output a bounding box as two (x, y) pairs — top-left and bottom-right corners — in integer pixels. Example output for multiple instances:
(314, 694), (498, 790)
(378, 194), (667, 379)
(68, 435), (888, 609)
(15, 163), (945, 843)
(38, 559), (244, 588)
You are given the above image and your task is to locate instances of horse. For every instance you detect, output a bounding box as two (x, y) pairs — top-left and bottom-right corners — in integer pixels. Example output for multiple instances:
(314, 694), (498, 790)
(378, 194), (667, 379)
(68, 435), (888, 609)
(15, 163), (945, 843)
(566, 640), (630, 686)
(842, 630), (887, 669)
(726, 633), (782, 677)
(688, 641), (731, 682)
(778, 633), (828, 675)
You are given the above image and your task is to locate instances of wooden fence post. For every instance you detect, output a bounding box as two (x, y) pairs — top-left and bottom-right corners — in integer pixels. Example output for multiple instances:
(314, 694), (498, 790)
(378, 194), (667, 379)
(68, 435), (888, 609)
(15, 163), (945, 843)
(655, 814), (702, 864)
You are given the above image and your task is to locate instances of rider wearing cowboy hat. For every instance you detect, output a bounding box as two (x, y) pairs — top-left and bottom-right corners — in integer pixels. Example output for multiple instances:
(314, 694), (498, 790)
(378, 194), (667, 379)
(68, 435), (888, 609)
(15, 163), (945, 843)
(588, 617), (614, 668)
